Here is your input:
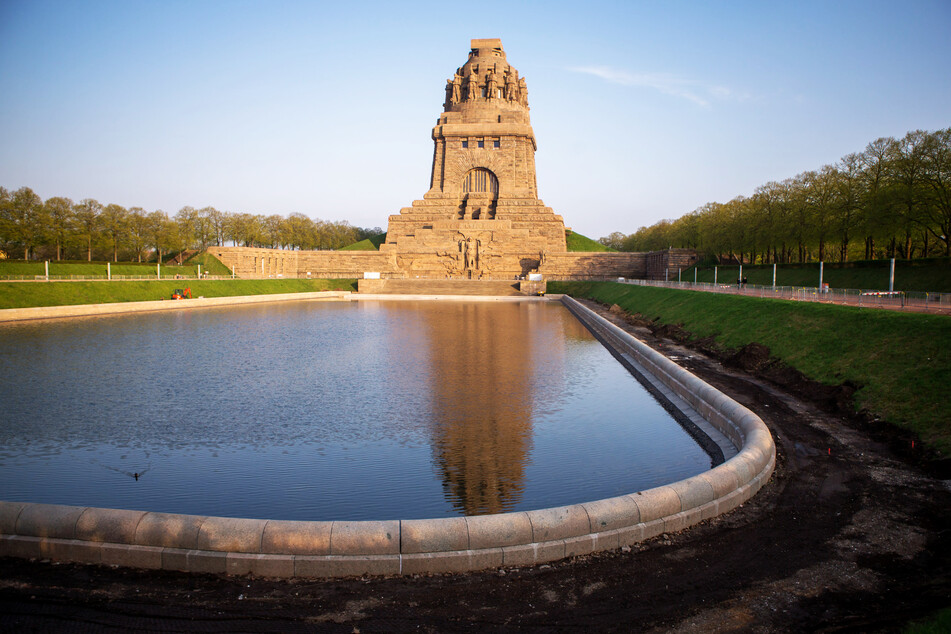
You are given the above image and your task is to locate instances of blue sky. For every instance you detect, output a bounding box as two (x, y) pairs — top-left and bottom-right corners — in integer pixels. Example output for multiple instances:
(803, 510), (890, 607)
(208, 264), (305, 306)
(1, 0), (949, 239)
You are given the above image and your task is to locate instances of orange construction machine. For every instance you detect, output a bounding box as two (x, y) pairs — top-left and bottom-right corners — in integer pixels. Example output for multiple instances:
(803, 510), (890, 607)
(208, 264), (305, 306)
(171, 288), (192, 300)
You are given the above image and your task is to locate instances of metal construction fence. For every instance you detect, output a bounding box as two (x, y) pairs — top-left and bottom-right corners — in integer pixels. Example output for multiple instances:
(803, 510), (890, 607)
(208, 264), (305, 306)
(611, 278), (951, 314)
(0, 273), (361, 281)
(4, 271), (949, 313)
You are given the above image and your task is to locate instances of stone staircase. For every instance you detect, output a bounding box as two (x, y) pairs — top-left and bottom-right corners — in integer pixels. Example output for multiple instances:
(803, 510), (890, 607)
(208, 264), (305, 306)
(359, 279), (524, 296)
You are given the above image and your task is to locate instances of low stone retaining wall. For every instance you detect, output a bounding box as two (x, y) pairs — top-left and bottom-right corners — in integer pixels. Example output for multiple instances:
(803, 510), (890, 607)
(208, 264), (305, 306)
(0, 295), (775, 577)
(0, 291), (352, 323)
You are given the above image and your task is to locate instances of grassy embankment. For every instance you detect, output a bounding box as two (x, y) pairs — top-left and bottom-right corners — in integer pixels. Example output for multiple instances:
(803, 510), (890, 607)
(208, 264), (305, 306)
(339, 233), (388, 251)
(0, 278), (357, 309)
(550, 280), (951, 457)
(685, 257), (951, 293)
(566, 231), (614, 252)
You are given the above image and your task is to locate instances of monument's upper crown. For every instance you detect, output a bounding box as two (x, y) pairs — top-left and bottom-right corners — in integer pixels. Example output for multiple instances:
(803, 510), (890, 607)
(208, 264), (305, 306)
(469, 39), (505, 59)
(443, 38), (528, 117)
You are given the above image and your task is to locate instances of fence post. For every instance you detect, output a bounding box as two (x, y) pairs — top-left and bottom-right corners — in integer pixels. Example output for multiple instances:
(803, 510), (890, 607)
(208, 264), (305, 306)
(889, 258), (895, 292)
(45, 260), (49, 281)
(198, 264), (201, 279)
(107, 262), (111, 280)
(772, 263), (776, 288)
(819, 261), (823, 293)
(694, 268), (697, 284)
(738, 264), (743, 286)
(714, 266), (718, 285)
(678, 268), (681, 282)
(157, 261), (160, 279)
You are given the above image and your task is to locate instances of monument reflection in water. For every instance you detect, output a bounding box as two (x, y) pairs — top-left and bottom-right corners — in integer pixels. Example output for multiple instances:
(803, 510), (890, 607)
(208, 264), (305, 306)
(0, 301), (712, 520)
(422, 302), (572, 515)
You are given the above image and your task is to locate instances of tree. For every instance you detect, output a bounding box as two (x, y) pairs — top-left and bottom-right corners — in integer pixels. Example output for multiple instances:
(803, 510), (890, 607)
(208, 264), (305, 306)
(917, 128), (951, 256)
(859, 137), (896, 259)
(5, 187), (48, 259)
(890, 130), (930, 258)
(175, 206), (198, 250)
(126, 207), (150, 262)
(225, 213), (264, 247)
(598, 232), (627, 250)
(206, 207), (227, 247)
(147, 210), (178, 262)
(802, 166), (839, 262)
(100, 203), (128, 262)
(44, 196), (75, 260)
(285, 213), (317, 250)
(263, 214), (285, 249)
(833, 154), (864, 261)
(73, 199), (102, 261)
(196, 207), (217, 248)
(751, 184), (777, 263)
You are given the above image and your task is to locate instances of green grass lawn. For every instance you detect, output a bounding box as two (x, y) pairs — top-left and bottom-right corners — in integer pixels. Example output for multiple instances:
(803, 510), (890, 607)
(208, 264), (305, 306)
(339, 233), (388, 250)
(0, 259), (209, 279)
(566, 231), (614, 252)
(686, 257), (951, 293)
(551, 280), (951, 457)
(186, 251), (232, 275)
(0, 252), (235, 279)
(0, 278), (357, 310)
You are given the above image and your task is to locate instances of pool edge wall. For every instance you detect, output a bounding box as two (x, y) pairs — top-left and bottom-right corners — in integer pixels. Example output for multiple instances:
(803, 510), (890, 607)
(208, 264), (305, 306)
(0, 294), (776, 578)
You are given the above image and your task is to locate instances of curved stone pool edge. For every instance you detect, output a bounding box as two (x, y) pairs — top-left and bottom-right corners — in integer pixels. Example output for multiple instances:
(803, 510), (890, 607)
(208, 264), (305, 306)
(0, 294), (776, 578)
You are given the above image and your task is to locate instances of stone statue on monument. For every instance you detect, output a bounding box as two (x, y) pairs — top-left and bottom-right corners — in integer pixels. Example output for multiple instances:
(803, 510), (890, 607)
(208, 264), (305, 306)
(504, 70), (516, 101)
(465, 75), (478, 101)
(486, 71), (498, 99)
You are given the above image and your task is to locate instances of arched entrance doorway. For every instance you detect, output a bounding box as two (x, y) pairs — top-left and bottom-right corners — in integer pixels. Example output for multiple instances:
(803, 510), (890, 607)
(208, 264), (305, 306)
(461, 168), (499, 219)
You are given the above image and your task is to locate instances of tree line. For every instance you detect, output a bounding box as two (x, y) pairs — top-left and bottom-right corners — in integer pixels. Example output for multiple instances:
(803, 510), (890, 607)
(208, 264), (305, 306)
(0, 190), (383, 262)
(599, 128), (951, 263)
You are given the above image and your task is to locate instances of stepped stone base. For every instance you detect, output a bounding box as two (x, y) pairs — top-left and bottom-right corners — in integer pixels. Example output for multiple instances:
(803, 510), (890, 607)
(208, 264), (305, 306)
(358, 279), (529, 296)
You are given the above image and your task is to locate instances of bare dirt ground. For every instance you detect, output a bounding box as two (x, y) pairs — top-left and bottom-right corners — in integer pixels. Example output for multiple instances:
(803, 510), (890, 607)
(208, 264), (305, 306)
(2, 300), (949, 632)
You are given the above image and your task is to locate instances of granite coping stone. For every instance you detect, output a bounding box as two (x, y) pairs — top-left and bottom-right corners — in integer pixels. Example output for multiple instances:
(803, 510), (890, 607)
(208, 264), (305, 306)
(261, 519), (333, 555)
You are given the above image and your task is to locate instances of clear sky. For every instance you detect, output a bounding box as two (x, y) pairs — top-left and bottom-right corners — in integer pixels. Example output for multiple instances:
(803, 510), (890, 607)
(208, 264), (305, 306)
(1, 0), (949, 240)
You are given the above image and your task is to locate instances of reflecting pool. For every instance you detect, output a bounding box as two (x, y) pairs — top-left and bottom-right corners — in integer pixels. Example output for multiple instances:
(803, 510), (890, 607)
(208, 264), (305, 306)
(0, 300), (712, 520)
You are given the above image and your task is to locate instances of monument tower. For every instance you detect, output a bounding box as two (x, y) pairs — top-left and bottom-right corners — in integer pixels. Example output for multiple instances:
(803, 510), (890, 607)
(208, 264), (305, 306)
(209, 39), (676, 283)
(381, 39), (567, 279)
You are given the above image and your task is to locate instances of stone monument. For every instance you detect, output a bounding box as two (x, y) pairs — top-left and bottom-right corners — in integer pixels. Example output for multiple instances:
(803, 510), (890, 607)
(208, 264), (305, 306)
(381, 39), (568, 279)
(208, 39), (691, 285)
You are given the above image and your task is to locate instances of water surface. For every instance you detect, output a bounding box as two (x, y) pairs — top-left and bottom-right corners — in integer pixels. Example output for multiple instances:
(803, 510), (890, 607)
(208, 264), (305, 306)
(0, 300), (712, 519)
